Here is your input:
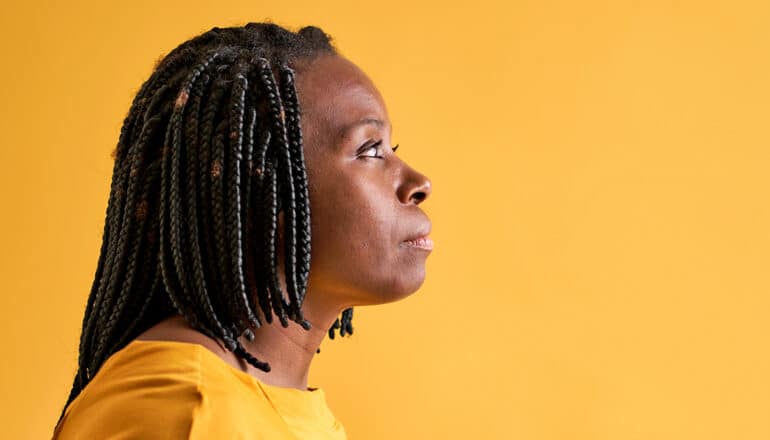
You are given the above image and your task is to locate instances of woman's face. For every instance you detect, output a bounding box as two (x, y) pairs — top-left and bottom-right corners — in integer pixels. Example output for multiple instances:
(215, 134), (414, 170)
(293, 54), (432, 310)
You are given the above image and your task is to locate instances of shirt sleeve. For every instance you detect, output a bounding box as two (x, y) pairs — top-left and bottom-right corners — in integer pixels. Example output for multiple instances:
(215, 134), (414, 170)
(54, 378), (290, 439)
(52, 342), (296, 439)
(53, 378), (204, 439)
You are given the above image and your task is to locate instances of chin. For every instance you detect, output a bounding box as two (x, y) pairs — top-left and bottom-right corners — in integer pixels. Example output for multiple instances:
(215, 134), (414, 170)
(364, 267), (427, 306)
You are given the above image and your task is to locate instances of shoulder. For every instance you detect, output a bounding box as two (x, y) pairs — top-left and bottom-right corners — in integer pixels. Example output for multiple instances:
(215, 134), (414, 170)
(54, 340), (287, 439)
(134, 315), (248, 372)
(54, 340), (201, 439)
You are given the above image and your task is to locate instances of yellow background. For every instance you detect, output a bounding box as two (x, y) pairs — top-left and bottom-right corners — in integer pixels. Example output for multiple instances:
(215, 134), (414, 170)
(1, 1), (768, 438)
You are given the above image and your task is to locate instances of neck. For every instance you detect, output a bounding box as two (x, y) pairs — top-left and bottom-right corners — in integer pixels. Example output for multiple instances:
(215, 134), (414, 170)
(237, 286), (346, 391)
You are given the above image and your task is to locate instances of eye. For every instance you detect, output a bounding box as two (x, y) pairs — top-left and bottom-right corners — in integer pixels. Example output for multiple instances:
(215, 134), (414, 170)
(358, 140), (398, 159)
(357, 140), (384, 159)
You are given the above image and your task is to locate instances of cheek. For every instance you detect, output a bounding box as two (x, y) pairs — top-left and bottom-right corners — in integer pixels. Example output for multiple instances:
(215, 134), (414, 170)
(313, 177), (394, 263)
(301, 146), (426, 303)
(306, 169), (401, 295)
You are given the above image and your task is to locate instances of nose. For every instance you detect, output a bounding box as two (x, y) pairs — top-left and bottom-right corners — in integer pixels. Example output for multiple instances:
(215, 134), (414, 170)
(398, 164), (432, 206)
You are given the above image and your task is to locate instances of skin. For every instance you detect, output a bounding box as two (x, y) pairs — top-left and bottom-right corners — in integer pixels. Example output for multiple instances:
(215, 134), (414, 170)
(135, 53), (432, 391)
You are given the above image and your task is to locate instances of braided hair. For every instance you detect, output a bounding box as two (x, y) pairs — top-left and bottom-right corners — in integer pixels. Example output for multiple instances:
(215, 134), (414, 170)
(56, 22), (357, 429)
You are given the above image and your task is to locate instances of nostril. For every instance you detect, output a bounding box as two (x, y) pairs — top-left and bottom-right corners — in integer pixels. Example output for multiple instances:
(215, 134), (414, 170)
(399, 170), (431, 205)
(411, 191), (427, 205)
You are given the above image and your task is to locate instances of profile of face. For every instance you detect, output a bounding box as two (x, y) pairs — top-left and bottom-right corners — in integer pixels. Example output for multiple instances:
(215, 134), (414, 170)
(290, 54), (433, 311)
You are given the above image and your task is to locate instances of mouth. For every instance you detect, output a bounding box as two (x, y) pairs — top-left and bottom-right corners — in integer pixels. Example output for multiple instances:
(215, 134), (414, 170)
(402, 235), (434, 251)
(401, 222), (433, 251)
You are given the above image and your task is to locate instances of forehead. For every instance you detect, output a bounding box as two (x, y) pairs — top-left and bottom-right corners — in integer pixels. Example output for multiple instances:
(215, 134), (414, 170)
(293, 55), (390, 142)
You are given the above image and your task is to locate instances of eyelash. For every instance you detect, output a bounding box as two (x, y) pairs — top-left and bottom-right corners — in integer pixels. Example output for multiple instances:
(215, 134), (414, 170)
(358, 141), (399, 159)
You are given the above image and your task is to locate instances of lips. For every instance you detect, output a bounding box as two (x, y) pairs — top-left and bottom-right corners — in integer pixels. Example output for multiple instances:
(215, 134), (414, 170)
(403, 235), (434, 250)
(403, 222), (431, 242)
(402, 222), (433, 251)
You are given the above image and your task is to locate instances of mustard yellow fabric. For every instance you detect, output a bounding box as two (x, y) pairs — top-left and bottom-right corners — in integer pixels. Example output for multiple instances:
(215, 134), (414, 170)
(53, 339), (348, 439)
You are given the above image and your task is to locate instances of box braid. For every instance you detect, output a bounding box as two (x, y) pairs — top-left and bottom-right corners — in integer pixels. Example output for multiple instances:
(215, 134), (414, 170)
(56, 23), (358, 430)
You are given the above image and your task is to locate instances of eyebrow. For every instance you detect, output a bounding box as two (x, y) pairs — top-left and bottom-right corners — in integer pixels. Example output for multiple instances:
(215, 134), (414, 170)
(338, 117), (388, 139)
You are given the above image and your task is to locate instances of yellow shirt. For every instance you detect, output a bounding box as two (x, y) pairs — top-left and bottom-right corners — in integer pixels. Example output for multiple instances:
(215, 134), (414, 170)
(53, 339), (348, 439)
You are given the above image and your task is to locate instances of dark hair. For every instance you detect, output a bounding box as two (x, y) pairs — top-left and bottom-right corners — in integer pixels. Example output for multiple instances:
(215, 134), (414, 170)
(56, 22), (355, 428)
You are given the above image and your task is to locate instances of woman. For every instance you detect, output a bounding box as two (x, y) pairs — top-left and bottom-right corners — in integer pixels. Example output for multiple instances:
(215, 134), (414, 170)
(53, 22), (432, 439)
